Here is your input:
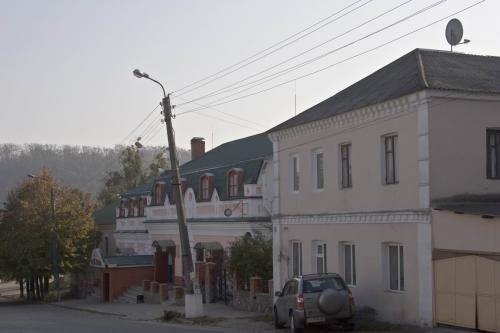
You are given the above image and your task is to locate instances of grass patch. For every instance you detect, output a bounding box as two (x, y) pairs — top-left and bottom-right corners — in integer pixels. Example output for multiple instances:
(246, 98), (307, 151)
(161, 310), (183, 322)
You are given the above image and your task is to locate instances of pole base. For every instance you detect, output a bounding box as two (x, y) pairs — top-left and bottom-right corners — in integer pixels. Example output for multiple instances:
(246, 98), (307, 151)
(184, 293), (203, 318)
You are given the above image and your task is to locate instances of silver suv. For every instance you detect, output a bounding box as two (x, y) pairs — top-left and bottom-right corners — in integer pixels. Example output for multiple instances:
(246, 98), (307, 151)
(273, 273), (355, 332)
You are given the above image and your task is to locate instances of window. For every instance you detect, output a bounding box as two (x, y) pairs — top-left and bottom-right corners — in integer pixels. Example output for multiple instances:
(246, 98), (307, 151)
(315, 242), (327, 274)
(119, 200), (126, 217)
(128, 199), (135, 217)
(104, 236), (109, 256)
(154, 183), (165, 205)
(138, 198), (146, 217)
(340, 143), (352, 188)
(343, 243), (356, 286)
(487, 129), (500, 179)
(387, 244), (404, 291)
(200, 175), (212, 200)
(291, 155), (300, 192)
(313, 150), (324, 190)
(290, 241), (302, 277)
(228, 170), (241, 197)
(383, 134), (398, 184)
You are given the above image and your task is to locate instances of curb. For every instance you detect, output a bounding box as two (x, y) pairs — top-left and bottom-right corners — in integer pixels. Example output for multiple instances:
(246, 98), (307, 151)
(49, 303), (125, 317)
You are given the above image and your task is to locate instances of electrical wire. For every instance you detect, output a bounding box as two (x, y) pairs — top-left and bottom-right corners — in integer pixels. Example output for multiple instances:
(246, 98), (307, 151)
(177, 0), (415, 106)
(176, 0), (485, 116)
(172, 0), (374, 96)
(119, 103), (160, 145)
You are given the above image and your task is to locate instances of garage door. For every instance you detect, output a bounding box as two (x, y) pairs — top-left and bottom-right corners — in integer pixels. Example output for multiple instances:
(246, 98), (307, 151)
(434, 255), (500, 332)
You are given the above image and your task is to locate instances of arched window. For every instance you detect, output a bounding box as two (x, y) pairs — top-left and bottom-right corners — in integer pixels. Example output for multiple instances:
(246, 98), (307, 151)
(199, 173), (214, 201)
(128, 198), (135, 217)
(228, 169), (244, 198)
(119, 200), (126, 217)
(154, 182), (165, 205)
(138, 197), (146, 216)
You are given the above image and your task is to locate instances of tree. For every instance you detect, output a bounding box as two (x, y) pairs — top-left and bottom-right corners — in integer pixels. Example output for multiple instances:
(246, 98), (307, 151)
(0, 169), (95, 300)
(228, 232), (272, 286)
(148, 151), (169, 179)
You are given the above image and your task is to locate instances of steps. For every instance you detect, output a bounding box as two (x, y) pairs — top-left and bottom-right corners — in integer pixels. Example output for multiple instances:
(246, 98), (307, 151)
(115, 285), (142, 304)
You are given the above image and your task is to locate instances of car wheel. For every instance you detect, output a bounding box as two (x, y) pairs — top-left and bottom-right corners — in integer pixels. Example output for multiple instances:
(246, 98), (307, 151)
(289, 312), (303, 333)
(274, 308), (284, 329)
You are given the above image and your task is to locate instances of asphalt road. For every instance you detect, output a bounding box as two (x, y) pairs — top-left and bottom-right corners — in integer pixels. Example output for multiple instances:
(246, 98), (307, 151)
(0, 303), (228, 333)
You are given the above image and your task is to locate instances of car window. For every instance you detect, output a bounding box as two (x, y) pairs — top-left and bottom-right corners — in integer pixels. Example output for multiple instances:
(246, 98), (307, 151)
(287, 281), (298, 295)
(302, 277), (346, 293)
(281, 282), (290, 296)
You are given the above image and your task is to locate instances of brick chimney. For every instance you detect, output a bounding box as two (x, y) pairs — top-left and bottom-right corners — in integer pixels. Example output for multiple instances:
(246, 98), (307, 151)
(190, 137), (205, 160)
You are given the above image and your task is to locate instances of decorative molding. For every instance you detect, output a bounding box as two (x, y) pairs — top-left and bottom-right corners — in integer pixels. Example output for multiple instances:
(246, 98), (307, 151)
(275, 210), (431, 225)
(269, 92), (428, 142)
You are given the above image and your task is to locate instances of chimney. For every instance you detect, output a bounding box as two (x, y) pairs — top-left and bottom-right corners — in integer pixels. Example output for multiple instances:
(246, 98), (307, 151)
(190, 137), (205, 160)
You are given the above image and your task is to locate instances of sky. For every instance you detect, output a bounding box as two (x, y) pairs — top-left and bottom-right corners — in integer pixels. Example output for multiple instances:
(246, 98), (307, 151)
(1, 0), (499, 151)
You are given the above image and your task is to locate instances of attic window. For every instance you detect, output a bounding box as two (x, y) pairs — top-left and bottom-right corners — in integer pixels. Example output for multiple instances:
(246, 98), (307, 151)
(138, 197), (146, 216)
(128, 199), (135, 217)
(119, 200), (126, 218)
(228, 169), (244, 198)
(199, 174), (214, 201)
(154, 182), (165, 205)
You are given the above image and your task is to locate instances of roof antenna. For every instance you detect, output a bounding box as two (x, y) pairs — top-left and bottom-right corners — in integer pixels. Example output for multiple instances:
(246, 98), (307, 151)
(445, 18), (470, 52)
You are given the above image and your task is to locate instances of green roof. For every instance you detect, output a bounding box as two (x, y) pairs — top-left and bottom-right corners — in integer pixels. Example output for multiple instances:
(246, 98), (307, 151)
(94, 202), (117, 225)
(120, 133), (272, 202)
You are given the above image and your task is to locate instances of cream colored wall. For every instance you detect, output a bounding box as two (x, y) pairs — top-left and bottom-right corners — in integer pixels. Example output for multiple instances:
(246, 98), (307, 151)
(432, 210), (500, 254)
(277, 107), (420, 215)
(428, 96), (500, 199)
(277, 221), (428, 325)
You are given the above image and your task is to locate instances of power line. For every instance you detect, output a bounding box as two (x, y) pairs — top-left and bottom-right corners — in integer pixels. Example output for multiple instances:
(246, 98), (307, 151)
(119, 103), (160, 144)
(174, 106), (262, 131)
(172, 0), (374, 96)
(177, 0), (415, 106)
(176, 0), (485, 116)
(173, 96), (266, 128)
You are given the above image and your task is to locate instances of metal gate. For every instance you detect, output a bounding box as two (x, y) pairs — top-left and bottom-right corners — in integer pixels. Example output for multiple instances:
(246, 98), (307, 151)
(434, 255), (500, 332)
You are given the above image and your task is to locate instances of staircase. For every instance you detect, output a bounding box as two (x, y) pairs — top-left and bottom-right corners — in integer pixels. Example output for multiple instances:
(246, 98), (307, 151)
(115, 285), (142, 304)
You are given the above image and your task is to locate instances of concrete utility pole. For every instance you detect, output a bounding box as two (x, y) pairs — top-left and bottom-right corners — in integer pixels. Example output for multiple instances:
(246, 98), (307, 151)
(133, 69), (202, 317)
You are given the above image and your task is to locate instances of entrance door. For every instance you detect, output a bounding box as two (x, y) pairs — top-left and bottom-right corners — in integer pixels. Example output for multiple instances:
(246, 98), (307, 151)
(103, 273), (110, 302)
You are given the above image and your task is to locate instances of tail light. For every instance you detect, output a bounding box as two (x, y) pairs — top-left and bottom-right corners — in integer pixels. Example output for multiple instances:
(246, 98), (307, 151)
(296, 294), (304, 310)
(348, 289), (355, 305)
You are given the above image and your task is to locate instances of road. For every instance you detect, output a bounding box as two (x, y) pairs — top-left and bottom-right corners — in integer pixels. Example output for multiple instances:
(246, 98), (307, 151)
(0, 303), (228, 333)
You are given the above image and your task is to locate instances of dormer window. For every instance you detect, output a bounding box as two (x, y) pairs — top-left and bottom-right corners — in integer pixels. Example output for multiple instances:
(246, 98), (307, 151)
(228, 169), (244, 198)
(138, 197), (146, 216)
(119, 200), (126, 217)
(127, 199), (133, 217)
(154, 182), (165, 205)
(199, 173), (214, 201)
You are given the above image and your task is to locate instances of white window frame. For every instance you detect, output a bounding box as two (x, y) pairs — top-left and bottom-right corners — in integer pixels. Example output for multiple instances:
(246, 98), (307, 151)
(290, 240), (302, 277)
(339, 143), (352, 189)
(313, 241), (327, 274)
(381, 134), (399, 185)
(385, 243), (404, 292)
(201, 176), (210, 200)
(312, 149), (324, 191)
(290, 154), (300, 193)
(340, 242), (356, 286)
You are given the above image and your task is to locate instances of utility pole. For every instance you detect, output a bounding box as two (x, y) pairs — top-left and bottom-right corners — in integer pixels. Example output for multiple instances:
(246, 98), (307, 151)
(162, 94), (194, 294)
(50, 188), (60, 301)
(132, 70), (198, 311)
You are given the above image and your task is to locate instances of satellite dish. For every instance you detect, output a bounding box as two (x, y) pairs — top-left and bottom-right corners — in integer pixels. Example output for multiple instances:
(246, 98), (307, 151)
(446, 19), (463, 51)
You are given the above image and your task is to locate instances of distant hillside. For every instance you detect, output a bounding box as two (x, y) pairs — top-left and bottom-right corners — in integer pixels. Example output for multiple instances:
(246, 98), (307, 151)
(0, 144), (190, 203)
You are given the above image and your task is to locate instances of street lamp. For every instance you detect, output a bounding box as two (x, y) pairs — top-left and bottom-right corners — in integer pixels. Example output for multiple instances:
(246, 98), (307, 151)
(27, 174), (60, 301)
(133, 69), (200, 316)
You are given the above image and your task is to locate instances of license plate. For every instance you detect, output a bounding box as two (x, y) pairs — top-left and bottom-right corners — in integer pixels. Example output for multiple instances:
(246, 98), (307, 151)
(307, 317), (325, 323)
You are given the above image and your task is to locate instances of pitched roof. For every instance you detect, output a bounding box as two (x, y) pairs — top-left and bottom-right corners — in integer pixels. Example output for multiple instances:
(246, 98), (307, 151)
(269, 48), (500, 133)
(120, 133), (272, 201)
(93, 202), (117, 225)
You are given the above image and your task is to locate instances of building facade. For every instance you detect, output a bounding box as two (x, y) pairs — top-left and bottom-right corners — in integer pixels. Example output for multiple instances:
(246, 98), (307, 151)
(269, 49), (500, 328)
(113, 133), (273, 286)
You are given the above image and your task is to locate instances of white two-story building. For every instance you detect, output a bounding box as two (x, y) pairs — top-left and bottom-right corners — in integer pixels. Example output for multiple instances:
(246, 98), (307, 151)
(269, 49), (500, 330)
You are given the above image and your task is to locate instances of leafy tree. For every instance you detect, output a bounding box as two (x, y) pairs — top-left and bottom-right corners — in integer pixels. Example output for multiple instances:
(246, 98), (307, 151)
(148, 151), (169, 179)
(228, 232), (272, 285)
(0, 168), (95, 300)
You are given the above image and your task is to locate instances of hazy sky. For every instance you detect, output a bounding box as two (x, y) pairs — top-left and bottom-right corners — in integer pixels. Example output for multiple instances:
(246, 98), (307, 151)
(1, 0), (499, 150)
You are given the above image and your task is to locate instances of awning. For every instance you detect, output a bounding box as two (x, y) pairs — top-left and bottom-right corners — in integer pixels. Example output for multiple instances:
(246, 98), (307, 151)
(152, 240), (176, 250)
(194, 242), (224, 250)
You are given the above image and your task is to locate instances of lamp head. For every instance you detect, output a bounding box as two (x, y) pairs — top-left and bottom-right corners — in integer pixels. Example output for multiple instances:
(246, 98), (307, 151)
(133, 69), (149, 79)
(27, 174), (37, 179)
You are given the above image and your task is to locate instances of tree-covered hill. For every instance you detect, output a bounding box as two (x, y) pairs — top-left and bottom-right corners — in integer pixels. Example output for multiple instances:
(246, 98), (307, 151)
(0, 144), (190, 204)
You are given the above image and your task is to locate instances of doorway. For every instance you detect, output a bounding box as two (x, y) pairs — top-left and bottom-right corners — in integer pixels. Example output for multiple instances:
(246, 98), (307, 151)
(103, 273), (110, 302)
